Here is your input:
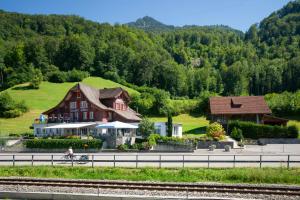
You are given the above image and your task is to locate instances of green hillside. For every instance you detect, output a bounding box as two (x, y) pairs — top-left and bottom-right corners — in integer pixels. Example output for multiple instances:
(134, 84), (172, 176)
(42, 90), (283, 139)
(0, 77), (138, 135)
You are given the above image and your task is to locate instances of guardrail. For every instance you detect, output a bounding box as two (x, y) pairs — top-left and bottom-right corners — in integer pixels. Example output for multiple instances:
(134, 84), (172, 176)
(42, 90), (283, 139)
(0, 154), (299, 168)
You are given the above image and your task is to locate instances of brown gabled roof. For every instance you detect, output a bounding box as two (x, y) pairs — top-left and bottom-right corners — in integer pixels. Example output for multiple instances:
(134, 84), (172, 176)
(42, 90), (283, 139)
(209, 96), (272, 115)
(99, 87), (129, 100)
(79, 83), (108, 110)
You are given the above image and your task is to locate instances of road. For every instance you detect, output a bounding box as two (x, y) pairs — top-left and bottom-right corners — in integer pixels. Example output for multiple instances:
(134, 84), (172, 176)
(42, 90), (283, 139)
(1, 144), (300, 168)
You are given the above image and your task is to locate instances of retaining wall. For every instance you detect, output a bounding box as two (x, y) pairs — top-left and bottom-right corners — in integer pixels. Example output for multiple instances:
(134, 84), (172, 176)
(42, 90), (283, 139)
(197, 141), (234, 149)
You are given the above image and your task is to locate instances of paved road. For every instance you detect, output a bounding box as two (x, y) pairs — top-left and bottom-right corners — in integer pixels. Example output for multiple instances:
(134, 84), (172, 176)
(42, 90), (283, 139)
(1, 144), (300, 168)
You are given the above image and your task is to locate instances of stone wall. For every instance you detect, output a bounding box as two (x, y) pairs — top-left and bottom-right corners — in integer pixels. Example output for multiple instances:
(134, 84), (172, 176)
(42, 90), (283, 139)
(152, 144), (194, 152)
(197, 141), (234, 149)
(258, 138), (300, 145)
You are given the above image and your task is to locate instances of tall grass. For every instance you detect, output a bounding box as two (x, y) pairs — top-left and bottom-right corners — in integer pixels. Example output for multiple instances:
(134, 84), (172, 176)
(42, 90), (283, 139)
(0, 166), (299, 185)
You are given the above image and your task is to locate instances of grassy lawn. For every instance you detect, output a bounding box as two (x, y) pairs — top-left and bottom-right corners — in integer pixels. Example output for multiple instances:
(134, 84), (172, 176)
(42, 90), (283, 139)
(0, 166), (299, 185)
(0, 77), (139, 135)
(150, 114), (209, 136)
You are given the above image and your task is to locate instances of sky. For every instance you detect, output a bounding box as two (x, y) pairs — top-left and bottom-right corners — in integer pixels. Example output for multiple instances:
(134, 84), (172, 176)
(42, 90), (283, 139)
(0, 0), (292, 32)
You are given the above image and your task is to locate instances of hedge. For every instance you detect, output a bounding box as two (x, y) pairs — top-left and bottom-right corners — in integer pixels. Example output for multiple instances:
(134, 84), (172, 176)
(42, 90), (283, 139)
(228, 121), (298, 139)
(24, 139), (102, 149)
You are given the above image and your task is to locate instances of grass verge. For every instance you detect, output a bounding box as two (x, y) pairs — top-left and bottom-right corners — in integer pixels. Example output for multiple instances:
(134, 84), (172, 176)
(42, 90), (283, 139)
(0, 166), (299, 185)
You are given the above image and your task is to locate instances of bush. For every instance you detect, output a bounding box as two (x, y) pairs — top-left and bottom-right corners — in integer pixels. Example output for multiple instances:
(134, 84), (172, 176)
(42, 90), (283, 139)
(21, 132), (34, 139)
(0, 92), (28, 118)
(48, 71), (66, 83)
(24, 139), (102, 149)
(230, 127), (244, 141)
(138, 118), (155, 138)
(117, 144), (129, 151)
(8, 133), (21, 137)
(65, 69), (89, 82)
(206, 122), (226, 141)
(228, 121), (298, 139)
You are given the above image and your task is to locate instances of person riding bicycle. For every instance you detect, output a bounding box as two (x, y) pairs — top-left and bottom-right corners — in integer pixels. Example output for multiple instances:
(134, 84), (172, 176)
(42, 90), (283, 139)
(65, 146), (74, 159)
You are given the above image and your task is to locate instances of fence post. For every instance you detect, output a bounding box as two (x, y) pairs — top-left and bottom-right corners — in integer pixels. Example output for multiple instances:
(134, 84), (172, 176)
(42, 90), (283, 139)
(31, 155), (34, 166)
(233, 155), (236, 168)
(208, 155), (210, 168)
(71, 156), (74, 167)
(13, 155), (15, 167)
(136, 155), (138, 168)
(51, 155), (53, 166)
(287, 155), (290, 169)
(92, 155), (94, 168)
(159, 155), (161, 168)
(183, 155), (185, 168)
(113, 155), (116, 168)
(260, 155), (262, 168)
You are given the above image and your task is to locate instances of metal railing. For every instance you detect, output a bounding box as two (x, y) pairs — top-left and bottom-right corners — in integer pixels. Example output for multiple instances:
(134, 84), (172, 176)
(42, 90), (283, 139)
(0, 154), (299, 168)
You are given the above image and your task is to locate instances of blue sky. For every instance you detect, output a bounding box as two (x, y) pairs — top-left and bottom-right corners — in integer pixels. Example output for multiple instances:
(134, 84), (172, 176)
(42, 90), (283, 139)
(0, 0), (291, 32)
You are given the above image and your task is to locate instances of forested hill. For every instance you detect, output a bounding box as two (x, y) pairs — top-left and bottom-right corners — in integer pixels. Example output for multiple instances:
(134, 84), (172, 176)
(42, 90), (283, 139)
(0, 0), (299, 98)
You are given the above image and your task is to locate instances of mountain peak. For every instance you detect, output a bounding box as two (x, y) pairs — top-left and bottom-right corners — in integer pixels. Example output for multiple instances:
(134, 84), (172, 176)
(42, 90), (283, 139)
(126, 16), (175, 32)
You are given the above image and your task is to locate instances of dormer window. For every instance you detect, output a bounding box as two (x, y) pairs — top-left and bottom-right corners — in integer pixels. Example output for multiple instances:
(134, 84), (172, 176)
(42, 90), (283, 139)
(77, 91), (81, 98)
(231, 99), (242, 108)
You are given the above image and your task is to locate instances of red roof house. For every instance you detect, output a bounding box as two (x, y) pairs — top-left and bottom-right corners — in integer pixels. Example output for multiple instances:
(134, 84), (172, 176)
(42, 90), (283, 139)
(209, 96), (273, 125)
(43, 83), (141, 123)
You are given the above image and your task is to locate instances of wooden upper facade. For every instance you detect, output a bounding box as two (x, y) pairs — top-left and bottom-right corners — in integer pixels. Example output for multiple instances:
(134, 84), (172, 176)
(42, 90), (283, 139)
(43, 83), (141, 123)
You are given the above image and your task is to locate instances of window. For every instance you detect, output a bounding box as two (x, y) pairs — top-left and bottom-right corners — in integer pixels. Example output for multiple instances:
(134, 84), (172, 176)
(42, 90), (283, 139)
(70, 102), (76, 109)
(116, 103), (120, 110)
(80, 101), (88, 108)
(108, 112), (112, 120)
(77, 92), (81, 98)
(89, 112), (94, 120)
(83, 112), (87, 120)
(75, 112), (79, 120)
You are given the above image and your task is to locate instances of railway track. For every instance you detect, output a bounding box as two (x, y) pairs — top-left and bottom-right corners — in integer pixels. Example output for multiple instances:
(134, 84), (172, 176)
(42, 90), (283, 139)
(0, 178), (299, 196)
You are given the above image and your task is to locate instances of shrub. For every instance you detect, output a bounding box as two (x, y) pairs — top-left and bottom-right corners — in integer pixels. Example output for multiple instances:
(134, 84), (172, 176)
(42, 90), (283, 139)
(8, 133), (21, 137)
(24, 139), (102, 149)
(230, 127), (244, 141)
(48, 71), (66, 83)
(141, 142), (151, 150)
(21, 132), (34, 139)
(65, 69), (89, 82)
(228, 121), (298, 139)
(117, 144), (129, 151)
(138, 118), (155, 138)
(0, 92), (28, 118)
(206, 122), (226, 141)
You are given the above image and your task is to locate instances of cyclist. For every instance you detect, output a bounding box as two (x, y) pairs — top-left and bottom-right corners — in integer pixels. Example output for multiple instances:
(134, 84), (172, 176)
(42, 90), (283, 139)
(65, 146), (74, 159)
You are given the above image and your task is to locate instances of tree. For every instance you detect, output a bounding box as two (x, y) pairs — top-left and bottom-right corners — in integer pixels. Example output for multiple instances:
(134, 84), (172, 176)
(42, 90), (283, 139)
(167, 112), (173, 137)
(138, 118), (155, 138)
(29, 66), (43, 89)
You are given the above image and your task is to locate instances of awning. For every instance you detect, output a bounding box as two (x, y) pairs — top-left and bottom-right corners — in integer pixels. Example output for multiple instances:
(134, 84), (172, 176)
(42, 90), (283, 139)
(96, 121), (138, 129)
(45, 123), (96, 129)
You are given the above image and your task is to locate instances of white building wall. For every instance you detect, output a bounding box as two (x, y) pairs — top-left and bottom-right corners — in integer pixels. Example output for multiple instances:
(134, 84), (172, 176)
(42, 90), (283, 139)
(154, 122), (182, 138)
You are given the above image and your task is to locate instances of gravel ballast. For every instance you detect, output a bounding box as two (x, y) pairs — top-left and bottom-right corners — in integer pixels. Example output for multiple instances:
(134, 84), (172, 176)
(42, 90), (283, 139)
(0, 179), (300, 200)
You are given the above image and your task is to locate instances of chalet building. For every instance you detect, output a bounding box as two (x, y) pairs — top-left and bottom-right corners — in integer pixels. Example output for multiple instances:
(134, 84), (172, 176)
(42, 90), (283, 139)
(42, 83), (141, 123)
(209, 96), (288, 126)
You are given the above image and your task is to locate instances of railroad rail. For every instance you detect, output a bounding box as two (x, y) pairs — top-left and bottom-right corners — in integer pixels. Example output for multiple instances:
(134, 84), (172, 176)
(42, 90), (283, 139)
(0, 178), (299, 196)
